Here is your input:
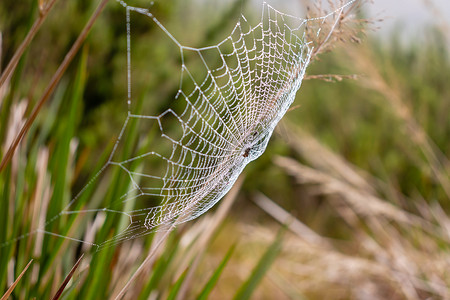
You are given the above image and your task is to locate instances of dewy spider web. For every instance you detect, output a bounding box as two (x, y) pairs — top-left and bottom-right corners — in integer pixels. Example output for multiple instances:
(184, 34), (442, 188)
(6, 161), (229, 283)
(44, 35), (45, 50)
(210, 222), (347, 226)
(38, 0), (355, 250)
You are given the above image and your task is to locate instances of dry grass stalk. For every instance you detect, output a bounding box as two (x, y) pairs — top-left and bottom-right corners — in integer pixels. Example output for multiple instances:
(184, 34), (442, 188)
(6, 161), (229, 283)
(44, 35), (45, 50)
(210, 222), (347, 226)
(30, 147), (52, 284)
(253, 192), (332, 248)
(272, 155), (450, 298)
(305, 0), (368, 62)
(281, 123), (375, 193)
(1, 259), (33, 300)
(0, 0), (110, 173)
(275, 155), (440, 235)
(109, 240), (145, 298)
(112, 226), (174, 300)
(2, 100), (28, 247)
(304, 73), (359, 82)
(0, 0), (59, 89)
(345, 44), (450, 200)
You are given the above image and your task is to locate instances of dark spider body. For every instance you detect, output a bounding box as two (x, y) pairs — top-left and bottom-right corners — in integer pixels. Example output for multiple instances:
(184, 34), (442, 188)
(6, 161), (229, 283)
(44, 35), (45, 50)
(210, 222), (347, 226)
(243, 147), (251, 157)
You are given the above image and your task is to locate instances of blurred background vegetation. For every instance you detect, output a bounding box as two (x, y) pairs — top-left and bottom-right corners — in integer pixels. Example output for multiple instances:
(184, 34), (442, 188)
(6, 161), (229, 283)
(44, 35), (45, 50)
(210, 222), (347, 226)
(1, 0), (450, 299)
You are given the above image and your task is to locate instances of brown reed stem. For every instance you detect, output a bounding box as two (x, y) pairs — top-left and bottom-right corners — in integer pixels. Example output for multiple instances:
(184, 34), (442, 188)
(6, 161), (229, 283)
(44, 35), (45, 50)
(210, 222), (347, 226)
(0, 0), (110, 173)
(0, 0), (59, 88)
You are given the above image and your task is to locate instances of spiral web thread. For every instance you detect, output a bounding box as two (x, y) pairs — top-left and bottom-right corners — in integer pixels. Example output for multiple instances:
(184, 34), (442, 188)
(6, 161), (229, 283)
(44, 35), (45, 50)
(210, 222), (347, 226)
(38, 0), (354, 250)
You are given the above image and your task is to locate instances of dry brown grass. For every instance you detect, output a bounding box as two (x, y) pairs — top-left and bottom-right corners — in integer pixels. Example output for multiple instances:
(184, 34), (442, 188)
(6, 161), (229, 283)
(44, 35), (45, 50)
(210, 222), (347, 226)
(201, 123), (450, 298)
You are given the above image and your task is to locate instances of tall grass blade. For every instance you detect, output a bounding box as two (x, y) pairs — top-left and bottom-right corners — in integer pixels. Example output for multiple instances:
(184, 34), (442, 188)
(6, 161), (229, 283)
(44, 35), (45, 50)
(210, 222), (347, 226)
(197, 244), (235, 300)
(137, 234), (180, 300)
(233, 228), (284, 300)
(40, 46), (88, 276)
(166, 269), (188, 300)
(0, 167), (12, 292)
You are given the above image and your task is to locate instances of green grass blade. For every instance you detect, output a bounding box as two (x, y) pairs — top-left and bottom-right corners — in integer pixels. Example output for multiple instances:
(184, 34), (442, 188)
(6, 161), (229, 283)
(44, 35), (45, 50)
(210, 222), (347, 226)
(233, 229), (284, 300)
(40, 46), (88, 277)
(138, 233), (180, 300)
(197, 244), (236, 300)
(0, 167), (12, 292)
(166, 269), (188, 300)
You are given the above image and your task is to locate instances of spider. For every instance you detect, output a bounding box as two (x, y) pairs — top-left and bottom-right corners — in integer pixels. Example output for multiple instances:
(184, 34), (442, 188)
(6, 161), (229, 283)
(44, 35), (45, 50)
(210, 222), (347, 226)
(243, 147), (251, 158)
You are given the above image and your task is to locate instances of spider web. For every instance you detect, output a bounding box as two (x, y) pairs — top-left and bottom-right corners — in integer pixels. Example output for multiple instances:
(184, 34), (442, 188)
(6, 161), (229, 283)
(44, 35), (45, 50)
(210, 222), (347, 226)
(40, 0), (355, 250)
